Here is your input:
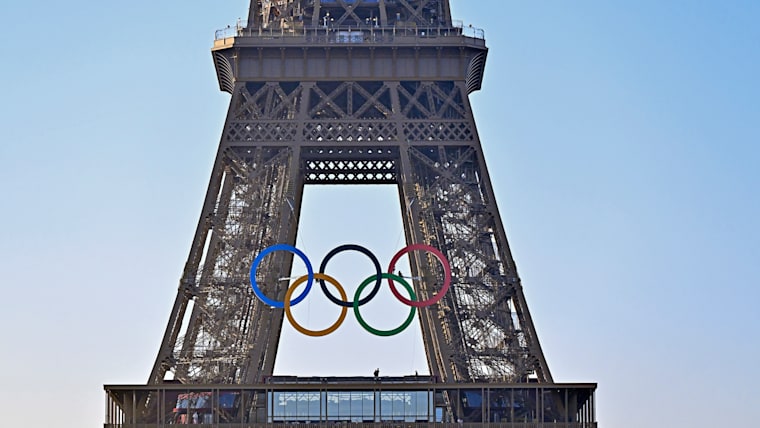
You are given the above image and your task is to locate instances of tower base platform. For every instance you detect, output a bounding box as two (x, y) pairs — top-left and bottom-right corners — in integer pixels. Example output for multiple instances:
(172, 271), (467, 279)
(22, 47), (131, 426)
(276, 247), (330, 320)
(104, 377), (596, 427)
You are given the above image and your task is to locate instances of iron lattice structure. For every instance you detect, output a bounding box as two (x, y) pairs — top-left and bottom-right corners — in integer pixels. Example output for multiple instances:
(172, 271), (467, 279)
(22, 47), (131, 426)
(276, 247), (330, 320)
(149, 0), (553, 387)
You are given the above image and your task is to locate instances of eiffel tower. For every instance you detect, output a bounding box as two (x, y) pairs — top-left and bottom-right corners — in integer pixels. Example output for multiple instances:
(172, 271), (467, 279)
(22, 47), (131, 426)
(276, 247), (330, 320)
(105, 1), (596, 426)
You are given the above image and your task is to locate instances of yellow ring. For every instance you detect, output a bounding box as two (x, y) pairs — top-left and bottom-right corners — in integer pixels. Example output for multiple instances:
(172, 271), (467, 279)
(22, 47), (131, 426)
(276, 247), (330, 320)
(283, 273), (348, 337)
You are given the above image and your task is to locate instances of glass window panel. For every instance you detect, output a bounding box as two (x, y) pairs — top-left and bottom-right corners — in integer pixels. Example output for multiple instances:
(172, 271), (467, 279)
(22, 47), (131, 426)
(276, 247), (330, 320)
(489, 389), (512, 422)
(340, 391), (351, 420)
(543, 389), (563, 422)
(296, 392), (312, 420)
(326, 391), (340, 421)
(513, 389), (535, 422)
(310, 392), (322, 422)
(392, 391), (405, 420)
(362, 392), (375, 422)
(414, 391), (430, 421)
(327, 391), (352, 421)
(226, 390), (248, 424)
(135, 390), (158, 424)
(379, 391), (392, 420)
(461, 390), (483, 422)
(350, 392), (363, 422)
(272, 392), (285, 421)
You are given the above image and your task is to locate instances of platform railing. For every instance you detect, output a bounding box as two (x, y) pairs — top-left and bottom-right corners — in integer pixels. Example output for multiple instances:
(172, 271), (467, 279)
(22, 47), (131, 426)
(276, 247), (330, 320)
(214, 20), (484, 43)
(105, 424), (597, 428)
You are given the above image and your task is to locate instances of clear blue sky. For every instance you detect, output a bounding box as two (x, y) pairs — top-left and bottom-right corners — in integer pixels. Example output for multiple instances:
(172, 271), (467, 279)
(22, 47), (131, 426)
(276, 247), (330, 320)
(0, 1), (758, 427)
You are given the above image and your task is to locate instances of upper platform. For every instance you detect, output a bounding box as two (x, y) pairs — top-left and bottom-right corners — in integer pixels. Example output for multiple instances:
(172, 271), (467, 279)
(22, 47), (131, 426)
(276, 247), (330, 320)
(211, 19), (486, 93)
(210, 1), (487, 93)
(213, 20), (485, 49)
(212, 0), (488, 93)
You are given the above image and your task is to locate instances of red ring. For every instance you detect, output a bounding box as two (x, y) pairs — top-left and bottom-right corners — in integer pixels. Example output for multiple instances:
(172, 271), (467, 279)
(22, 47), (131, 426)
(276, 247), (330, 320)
(387, 243), (451, 307)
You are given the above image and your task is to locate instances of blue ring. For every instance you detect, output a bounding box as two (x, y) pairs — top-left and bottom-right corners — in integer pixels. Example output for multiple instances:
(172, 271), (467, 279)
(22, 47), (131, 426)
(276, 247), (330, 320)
(250, 244), (313, 308)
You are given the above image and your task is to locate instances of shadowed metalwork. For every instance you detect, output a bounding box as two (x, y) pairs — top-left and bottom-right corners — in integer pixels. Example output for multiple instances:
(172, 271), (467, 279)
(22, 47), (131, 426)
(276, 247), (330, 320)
(150, 0), (549, 388)
(105, 1), (597, 426)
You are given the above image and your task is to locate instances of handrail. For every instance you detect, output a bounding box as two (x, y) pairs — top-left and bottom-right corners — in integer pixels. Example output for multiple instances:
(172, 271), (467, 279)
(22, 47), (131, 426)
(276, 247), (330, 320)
(215, 22), (485, 42)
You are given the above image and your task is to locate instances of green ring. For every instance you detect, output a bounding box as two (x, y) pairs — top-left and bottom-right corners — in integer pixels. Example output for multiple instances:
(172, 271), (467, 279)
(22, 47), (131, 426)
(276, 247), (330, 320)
(353, 273), (417, 337)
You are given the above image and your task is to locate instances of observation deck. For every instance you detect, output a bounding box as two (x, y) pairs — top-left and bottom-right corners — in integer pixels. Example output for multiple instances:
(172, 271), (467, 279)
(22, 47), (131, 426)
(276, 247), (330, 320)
(210, 19), (487, 95)
(104, 377), (596, 427)
(213, 19), (485, 49)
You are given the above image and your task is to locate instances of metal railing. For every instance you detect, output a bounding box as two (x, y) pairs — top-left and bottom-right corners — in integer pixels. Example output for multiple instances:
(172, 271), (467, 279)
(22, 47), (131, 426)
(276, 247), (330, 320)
(214, 20), (485, 43)
(105, 424), (596, 428)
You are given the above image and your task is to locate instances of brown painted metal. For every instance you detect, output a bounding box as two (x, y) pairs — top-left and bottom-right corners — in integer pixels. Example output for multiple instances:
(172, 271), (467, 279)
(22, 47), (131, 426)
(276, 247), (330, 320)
(149, 0), (555, 387)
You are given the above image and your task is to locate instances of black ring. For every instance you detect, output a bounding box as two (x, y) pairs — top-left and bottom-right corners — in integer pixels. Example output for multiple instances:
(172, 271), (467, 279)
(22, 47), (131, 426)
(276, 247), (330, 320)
(318, 244), (382, 307)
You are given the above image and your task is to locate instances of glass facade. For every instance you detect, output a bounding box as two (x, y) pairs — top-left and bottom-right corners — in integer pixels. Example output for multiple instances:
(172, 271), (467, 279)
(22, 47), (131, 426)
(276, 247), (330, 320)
(104, 382), (596, 426)
(269, 390), (433, 423)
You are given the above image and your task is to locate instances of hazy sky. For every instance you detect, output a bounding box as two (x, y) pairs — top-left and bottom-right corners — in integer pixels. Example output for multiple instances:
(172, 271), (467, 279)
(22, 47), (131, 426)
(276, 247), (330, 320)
(0, 1), (758, 427)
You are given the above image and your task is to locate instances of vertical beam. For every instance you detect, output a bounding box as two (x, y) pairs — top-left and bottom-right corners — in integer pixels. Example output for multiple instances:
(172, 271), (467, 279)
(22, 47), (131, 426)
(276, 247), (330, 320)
(250, 144), (305, 379)
(247, 1), (259, 28)
(147, 119), (230, 385)
(392, 80), (448, 383)
(378, 0), (389, 27)
(311, 1), (322, 28)
(460, 88), (554, 383)
(244, 78), (312, 381)
(397, 146), (451, 383)
(174, 169), (237, 381)
(441, 0), (452, 26)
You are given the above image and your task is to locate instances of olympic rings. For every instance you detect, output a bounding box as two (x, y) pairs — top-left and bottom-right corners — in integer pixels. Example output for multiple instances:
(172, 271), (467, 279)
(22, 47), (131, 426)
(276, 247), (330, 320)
(250, 244), (313, 308)
(353, 273), (416, 337)
(387, 243), (452, 308)
(285, 273), (348, 337)
(249, 243), (451, 336)
(318, 244), (382, 308)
